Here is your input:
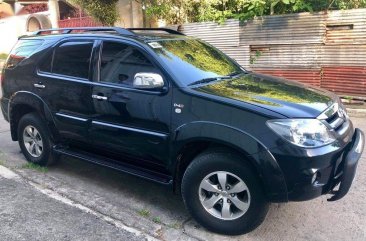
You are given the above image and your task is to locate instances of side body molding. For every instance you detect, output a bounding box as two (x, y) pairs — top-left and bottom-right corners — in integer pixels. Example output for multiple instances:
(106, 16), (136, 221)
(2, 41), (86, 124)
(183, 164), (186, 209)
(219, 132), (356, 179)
(9, 91), (57, 141)
(173, 121), (288, 202)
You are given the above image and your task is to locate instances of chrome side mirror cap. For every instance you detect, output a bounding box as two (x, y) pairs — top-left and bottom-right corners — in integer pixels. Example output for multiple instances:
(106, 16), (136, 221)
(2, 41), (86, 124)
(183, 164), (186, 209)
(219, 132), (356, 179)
(133, 73), (164, 89)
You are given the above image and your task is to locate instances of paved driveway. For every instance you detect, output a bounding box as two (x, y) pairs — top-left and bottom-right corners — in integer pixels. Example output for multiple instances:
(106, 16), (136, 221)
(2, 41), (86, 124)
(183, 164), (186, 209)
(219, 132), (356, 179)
(0, 108), (365, 240)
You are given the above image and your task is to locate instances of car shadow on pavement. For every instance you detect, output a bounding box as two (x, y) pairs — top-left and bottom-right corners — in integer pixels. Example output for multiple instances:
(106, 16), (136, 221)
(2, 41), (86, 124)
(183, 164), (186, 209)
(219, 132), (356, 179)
(51, 155), (190, 226)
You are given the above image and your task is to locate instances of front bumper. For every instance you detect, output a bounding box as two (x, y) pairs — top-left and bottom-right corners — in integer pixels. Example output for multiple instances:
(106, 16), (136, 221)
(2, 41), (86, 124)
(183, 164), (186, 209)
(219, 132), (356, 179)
(327, 128), (364, 201)
(270, 125), (364, 202)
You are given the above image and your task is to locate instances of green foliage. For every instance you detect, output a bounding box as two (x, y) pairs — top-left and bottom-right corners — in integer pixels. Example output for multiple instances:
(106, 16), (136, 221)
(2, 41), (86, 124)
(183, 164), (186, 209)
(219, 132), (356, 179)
(70, 0), (119, 26)
(137, 209), (151, 217)
(200, 75), (331, 106)
(141, 0), (200, 24)
(168, 223), (181, 229)
(152, 216), (161, 223)
(0, 53), (8, 60)
(21, 163), (48, 173)
(138, 0), (366, 24)
(156, 39), (237, 75)
(250, 50), (262, 64)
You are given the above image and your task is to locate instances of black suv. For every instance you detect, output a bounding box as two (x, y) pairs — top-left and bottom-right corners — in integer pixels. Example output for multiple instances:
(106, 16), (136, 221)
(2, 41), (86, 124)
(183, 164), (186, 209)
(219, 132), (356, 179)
(1, 27), (364, 235)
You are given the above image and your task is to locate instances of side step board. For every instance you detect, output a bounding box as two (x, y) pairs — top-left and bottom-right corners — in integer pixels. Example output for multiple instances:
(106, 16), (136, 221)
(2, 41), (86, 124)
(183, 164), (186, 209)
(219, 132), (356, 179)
(53, 146), (173, 186)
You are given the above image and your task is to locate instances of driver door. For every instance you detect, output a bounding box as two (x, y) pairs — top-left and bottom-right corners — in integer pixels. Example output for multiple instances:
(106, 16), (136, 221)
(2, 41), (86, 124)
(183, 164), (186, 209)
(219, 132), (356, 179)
(89, 40), (172, 167)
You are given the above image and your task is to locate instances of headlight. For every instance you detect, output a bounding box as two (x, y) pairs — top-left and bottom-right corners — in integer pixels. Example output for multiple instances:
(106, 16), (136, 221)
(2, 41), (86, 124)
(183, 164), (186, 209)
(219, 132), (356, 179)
(267, 119), (336, 148)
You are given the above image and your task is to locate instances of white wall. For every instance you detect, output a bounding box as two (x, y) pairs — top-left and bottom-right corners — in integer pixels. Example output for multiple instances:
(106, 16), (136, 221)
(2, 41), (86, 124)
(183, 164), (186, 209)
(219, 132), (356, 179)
(0, 11), (50, 54)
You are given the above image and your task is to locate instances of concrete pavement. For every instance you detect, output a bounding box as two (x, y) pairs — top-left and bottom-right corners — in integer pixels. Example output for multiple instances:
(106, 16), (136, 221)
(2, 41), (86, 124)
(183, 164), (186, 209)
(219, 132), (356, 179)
(0, 110), (365, 240)
(0, 173), (152, 241)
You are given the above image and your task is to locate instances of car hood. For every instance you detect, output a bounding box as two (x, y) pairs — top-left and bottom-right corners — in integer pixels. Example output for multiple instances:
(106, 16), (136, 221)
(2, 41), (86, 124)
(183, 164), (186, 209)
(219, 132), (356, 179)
(192, 72), (337, 118)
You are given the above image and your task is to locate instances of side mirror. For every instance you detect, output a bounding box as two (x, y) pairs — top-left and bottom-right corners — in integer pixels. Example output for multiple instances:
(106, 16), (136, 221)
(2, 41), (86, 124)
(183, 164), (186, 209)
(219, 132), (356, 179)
(133, 73), (164, 89)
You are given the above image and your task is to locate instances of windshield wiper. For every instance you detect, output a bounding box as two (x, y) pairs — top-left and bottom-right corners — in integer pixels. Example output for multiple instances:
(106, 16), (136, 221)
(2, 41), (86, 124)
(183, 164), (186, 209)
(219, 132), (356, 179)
(227, 70), (250, 78)
(188, 70), (249, 87)
(188, 76), (231, 87)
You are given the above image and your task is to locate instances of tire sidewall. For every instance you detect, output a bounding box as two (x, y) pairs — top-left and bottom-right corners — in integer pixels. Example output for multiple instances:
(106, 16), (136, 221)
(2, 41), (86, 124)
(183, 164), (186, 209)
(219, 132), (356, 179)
(182, 151), (269, 235)
(17, 113), (52, 166)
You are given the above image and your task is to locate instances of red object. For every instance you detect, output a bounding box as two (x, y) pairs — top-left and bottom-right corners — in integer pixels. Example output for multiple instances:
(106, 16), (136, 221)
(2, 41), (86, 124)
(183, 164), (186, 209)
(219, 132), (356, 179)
(58, 16), (101, 28)
(17, 3), (48, 15)
(322, 66), (366, 97)
(253, 69), (322, 87)
(254, 67), (366, 97)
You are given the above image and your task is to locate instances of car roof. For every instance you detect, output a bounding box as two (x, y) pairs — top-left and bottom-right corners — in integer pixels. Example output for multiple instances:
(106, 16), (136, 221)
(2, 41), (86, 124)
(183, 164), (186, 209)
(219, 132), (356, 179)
(19, 27), (190, 44)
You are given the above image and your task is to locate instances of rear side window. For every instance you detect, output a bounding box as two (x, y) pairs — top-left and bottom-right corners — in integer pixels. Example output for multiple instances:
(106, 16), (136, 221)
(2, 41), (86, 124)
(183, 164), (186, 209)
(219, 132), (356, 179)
(52, 41), (94, 79)
(6, 39), (43, 69)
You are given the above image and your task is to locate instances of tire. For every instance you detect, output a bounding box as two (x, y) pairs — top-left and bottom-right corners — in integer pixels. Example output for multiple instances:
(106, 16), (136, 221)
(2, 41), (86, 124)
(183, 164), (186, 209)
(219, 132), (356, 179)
(181, 149), (269, 235)
(17, 112), (58, 166)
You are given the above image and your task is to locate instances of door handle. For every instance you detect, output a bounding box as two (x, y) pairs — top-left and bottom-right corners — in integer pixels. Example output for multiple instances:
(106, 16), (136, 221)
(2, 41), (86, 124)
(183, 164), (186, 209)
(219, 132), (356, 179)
(92, 94), (108, 101)
(34, 83), (46, 89)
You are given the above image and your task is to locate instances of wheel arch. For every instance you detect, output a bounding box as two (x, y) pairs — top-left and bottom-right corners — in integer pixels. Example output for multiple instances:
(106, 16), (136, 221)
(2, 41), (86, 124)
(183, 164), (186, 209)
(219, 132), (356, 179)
(171, 121), (288, 202)
(9, 91), (58, 142)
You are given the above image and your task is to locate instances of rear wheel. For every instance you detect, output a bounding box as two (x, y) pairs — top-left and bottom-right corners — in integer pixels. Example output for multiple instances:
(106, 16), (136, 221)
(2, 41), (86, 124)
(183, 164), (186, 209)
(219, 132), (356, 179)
(17, 112), (58, 166)
(181, 150), (269, 235)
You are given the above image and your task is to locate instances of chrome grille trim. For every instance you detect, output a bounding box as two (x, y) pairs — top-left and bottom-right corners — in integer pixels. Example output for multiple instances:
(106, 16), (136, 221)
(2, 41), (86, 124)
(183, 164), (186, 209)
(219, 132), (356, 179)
(329, 116), (345, 130)
(317, 103), (339, 120)
(318, 102), (349, 135)
(337, 119), (350, 136)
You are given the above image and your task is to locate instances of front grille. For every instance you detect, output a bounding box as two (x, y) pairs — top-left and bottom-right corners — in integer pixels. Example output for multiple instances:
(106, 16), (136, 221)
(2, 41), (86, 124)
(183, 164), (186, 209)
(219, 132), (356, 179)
(320, 103), (350, 136)
(326, 111), (345, 131)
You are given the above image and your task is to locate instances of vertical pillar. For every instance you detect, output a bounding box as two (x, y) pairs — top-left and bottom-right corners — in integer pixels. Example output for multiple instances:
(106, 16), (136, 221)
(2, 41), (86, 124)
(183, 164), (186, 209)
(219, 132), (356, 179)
(130, 0), (143, 27)
(14, 2), (23, 13)
(48, 0), (59, 28)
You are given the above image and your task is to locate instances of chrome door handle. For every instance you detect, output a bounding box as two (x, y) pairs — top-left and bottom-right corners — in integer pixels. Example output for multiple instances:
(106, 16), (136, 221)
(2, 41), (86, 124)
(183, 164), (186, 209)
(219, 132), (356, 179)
(34, 83), (46, 89)
(92, 95), (108, 100)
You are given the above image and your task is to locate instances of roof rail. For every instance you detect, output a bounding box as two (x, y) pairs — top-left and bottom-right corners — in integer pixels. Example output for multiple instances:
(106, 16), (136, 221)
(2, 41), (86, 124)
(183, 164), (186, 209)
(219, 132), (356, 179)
(33, 27), (135, 36)
(128, 28), (185, 36)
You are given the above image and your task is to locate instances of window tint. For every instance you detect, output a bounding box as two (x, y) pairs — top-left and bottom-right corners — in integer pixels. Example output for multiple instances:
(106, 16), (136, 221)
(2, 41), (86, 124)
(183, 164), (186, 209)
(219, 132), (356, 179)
(53, 41), (93, 79)
(6, 39), (44, 69)
(39, 51), (53, 73)
(100, 41), (156, 86)
(150, 39), (242, 86)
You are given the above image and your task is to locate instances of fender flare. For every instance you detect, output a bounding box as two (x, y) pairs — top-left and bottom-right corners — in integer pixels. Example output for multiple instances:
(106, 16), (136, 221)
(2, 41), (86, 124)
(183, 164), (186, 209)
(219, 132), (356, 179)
(9, 91), (56, 141)
(173, 121), (288, 202)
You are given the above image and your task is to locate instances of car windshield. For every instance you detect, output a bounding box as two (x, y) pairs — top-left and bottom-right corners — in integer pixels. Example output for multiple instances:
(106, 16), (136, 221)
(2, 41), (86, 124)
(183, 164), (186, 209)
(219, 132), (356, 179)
(149, 39), (243, 86)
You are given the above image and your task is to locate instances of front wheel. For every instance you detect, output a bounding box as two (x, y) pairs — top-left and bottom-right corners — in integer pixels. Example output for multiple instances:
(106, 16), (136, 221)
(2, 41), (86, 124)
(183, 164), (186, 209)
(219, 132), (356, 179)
(181, 150), (269, 235)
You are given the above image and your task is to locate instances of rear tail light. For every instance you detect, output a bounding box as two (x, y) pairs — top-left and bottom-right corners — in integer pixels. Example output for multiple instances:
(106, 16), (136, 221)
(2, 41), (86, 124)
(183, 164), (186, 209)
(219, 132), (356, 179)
(6, 54), (25, 69)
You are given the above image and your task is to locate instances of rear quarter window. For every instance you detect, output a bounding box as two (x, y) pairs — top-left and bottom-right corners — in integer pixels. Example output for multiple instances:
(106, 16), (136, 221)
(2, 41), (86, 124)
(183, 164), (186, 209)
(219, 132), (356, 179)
(6, 39), (44, 69)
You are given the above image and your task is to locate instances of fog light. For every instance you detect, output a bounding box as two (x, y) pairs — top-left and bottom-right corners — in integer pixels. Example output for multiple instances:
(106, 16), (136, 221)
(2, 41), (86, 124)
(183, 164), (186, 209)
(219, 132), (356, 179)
(311, 171), (321, 184)
(311, 172), (317, 184)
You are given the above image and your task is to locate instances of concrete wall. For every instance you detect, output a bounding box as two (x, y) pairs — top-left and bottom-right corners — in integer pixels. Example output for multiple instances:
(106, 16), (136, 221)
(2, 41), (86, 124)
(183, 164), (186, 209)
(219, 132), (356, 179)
(115, 0), (143, 28)
(0, 11), (51, 54)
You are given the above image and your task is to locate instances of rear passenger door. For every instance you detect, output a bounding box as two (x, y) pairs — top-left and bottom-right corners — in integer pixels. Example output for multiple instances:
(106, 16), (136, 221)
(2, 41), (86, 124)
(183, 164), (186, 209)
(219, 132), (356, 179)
(89, 40), (172, 167)
(37, 39), (96, 143)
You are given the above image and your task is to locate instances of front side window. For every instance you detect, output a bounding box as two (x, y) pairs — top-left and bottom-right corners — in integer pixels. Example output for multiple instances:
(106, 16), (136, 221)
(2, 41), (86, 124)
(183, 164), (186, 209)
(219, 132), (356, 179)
(52, 41), (94, 79)
(99, 41), (157, 87)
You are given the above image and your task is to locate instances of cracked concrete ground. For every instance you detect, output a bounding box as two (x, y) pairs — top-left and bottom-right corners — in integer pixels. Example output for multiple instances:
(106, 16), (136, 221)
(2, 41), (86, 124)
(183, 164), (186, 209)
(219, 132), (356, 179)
(0, 173), (150, 241)
(0, 108), (365, 240)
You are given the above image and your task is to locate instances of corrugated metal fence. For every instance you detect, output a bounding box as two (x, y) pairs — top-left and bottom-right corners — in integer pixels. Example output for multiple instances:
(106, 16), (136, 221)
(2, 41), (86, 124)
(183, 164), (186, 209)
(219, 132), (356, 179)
(179, 9), (366, 97)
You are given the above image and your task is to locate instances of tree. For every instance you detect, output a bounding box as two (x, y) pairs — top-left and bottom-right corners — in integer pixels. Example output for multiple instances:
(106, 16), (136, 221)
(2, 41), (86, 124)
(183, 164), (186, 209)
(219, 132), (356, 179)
(70, 0), (119, 26)
(136, 0), (366, 24)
